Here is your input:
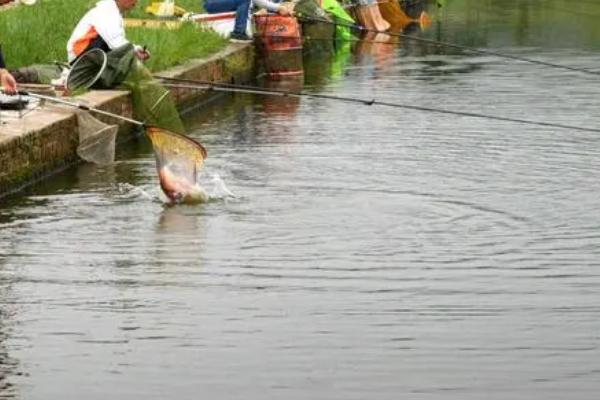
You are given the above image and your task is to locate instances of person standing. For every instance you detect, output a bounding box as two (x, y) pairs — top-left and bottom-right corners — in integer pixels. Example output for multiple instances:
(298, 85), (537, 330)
(0, 45), (17, 95)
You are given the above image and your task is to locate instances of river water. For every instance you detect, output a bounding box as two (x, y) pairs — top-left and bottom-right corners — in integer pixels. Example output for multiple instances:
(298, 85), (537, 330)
(2, 1), (600, 399)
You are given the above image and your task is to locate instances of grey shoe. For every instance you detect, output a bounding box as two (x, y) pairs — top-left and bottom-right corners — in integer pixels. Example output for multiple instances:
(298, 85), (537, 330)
(229, 32), (253, 43)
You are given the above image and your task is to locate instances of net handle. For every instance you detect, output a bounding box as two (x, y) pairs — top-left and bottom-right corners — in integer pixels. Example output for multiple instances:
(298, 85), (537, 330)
(18, 91), (144, 126)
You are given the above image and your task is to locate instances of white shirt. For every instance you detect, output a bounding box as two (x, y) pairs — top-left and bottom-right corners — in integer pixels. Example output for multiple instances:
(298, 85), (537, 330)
(67, 0), (128, 62)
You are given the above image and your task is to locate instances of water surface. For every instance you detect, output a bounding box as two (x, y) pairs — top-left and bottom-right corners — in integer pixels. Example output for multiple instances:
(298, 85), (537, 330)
(1, 1), (600, 398)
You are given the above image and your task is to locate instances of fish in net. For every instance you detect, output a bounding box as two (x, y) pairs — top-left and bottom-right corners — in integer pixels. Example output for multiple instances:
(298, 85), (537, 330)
(146, 126), (209, 204)
(124, 61), (205, 203)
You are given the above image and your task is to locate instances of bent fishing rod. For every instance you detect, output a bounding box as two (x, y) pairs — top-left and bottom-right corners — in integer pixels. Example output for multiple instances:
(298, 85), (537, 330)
(295, 14), (600, 77)
(155, 75), (600, 134)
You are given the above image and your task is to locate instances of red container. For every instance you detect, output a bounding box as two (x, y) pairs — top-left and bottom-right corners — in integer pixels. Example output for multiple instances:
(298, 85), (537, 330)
(254, 15), (304, 77)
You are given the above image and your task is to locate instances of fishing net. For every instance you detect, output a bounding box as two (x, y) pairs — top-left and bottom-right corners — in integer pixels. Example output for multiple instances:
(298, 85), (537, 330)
(118, 48), (205, 202)
(146, 126), (208, 203)
(122, 60), (186, 135)
(66, 48), (108, 91)
(63, 45), (205, 202)
(254, 15), (304, 77)
(76, 111), (118, 165)
(62, 48), (127, 165)
(67, 45), (136, 91)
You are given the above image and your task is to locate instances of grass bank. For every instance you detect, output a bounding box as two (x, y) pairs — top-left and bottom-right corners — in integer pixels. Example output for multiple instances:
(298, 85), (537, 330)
(0, 0), (225, 72)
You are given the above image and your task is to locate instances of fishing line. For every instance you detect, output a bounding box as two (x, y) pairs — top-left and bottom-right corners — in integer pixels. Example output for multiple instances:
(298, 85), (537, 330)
(156, 76), (600, 134)
(296, 14), (600, 76)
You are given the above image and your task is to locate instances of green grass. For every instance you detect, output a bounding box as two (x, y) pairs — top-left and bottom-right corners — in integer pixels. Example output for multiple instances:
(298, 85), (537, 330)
(0, 0), (225, 72)
(129, 23), (226, 71)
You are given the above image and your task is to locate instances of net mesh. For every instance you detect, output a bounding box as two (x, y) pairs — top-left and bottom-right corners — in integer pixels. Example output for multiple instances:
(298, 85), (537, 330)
(123, 61), (186, 135)
(76, 111), (118, 165)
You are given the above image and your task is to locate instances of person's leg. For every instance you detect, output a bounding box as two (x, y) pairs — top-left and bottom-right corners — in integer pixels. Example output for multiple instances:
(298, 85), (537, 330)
(233, 0), (251, 35)
(368, 4), (390, 32)
(204, 0), (251, 35)
(354, 0), (376, 30)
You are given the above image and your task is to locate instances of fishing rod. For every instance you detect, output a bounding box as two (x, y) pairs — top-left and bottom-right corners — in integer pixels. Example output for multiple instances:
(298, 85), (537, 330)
(295, 14), (600, 77)
(155, 76), (600, 134)
(18, 91), (143, 126)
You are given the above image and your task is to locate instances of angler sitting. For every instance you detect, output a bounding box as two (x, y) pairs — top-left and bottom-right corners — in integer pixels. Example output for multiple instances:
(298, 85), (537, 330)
(203, 0), (296, 43)
(67, 0), (150, 65)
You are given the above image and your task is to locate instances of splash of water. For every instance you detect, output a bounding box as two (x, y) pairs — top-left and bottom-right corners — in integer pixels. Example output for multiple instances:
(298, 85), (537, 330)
(208, 173), (236, 200)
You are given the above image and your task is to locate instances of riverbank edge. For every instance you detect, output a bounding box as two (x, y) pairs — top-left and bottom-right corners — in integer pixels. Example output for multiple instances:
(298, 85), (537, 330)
(0, 43), (254, 198)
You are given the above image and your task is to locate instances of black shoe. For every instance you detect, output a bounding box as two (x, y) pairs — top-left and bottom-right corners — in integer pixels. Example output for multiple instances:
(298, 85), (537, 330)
(229, 32), (253, 43)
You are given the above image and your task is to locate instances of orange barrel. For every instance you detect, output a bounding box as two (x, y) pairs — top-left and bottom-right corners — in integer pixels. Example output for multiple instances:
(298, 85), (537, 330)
(254, 15), (304, 78)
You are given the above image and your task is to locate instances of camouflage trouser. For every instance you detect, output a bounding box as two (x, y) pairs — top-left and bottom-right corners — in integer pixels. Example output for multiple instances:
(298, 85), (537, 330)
(10, 43), (136, 88)
(93, 44), (136, 89)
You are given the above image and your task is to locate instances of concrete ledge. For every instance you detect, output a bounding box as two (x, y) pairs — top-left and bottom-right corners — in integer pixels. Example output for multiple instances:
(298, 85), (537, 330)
(0, 90), (131, 196)
(0, 43), (254, 197)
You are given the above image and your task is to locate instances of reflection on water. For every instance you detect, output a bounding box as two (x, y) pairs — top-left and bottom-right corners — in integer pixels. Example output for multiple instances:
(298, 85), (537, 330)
(354, 32), (397, 71)
(0, 283), (19, 400)
(2, 0), (600, 398)
(260, 77), (304, 118)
